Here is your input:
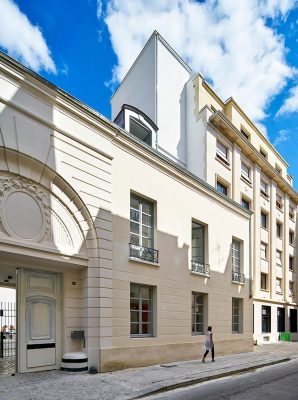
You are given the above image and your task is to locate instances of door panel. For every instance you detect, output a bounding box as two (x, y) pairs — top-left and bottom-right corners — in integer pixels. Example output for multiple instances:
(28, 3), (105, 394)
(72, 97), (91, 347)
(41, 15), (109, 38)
(18, 269), (61, 373)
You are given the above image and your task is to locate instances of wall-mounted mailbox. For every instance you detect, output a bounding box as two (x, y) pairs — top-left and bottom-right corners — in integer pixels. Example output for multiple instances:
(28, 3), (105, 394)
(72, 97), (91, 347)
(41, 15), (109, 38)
(71, 330), (85, 339)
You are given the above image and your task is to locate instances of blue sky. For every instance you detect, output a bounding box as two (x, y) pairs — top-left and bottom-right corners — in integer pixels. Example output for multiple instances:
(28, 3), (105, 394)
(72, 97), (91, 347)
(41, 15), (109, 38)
(1, 0), (298, 188)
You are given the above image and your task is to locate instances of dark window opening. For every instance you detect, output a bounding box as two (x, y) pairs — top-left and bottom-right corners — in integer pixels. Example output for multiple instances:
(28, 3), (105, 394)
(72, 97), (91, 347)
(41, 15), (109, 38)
(130, 117), (152, 145)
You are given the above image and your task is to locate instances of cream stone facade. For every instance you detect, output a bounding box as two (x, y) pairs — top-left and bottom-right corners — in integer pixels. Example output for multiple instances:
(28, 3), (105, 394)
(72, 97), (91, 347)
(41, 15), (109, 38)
(111, 31), (298, 346)
(0, 47), (253, 374)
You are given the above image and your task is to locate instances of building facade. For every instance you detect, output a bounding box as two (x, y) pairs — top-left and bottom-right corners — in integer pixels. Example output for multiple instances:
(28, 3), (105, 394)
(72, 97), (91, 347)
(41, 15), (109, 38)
(111, 31), (298, 344)
(0, 48), (253, 374)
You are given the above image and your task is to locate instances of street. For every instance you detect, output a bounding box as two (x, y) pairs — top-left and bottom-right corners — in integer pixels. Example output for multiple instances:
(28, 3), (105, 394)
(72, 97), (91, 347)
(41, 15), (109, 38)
(146, 358), (298, 400)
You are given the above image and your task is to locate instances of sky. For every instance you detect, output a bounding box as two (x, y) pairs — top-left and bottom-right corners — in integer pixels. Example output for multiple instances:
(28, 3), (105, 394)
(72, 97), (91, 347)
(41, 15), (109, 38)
(0, 0), (298, 188)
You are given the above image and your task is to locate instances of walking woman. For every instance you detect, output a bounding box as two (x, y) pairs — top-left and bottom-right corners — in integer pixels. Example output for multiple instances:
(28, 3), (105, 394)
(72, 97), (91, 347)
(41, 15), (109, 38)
(202, 326), (215, 363)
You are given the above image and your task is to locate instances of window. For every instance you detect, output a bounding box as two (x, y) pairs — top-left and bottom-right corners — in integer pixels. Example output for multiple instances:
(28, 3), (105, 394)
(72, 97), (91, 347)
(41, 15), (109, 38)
(241, 197), (250, 210)
(241, 162), (251, 181)
(129, 117), (152, 145)
(192, 292), (206, 335)
(275, 164), (282, 175)
(276, 222), (282, 238)
(216, 140), (229, 163)
(276, 278), (282, 294)
(260, 148), (268, 159)
(262, 305), (271, 333)
(277, 308), (285, 332)
(261, 273), (268, 290)
(261, 242), (268, 260)
(289, 256), (294, 272)
(289, 282), (295, 297)
(130, 283), (153, 336)
(260, 180), (268, 198)
(192, 222), (205, 264)
(276, 250), (282, 266)
(289, 230), (294, 245)
(232, 239), (241, 273)
(261, 212), (268, 229)
(130, 194), (153, 248)
(217, 180), (228, 196)
(240, 128), (249, 140)
(290, 309), (297, 333)
(276, 194), (283, 210)
(289, 206), (295, 220)
(232, 298), (242, 333)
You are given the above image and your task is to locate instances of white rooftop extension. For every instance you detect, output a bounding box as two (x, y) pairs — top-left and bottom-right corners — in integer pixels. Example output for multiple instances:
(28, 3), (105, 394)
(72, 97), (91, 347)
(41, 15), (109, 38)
(111, 31), (192, 167)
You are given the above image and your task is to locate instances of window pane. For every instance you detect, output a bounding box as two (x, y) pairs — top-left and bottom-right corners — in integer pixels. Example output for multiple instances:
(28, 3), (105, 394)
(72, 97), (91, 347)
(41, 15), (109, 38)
(130, 209), (140, 222)
(216, 141), (228, 159)
(142, 214), (152, 227)
(130, 311), (139, 323)
(140, 286), (151, 300)
(142, 202), (153, 215)
(130, 323), (139, 335)
(130, 221), (139, 235)
(130, 196), (139, 209)
(142, 323), (151, 335)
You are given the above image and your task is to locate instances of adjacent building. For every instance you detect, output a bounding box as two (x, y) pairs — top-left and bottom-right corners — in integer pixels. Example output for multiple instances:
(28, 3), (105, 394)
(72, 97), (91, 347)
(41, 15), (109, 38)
(111, 31), (298, 344)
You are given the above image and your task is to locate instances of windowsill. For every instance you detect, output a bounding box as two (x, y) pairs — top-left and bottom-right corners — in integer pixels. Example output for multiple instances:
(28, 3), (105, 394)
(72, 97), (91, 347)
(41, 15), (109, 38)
(232, 331), (243, 334)
(129, 257), (160, 267)
(215, 154), (231, 169)
(276, 236), (282, 240)
(240, 174), (252, 186)
(276, 206), (284, 213)
(190, 270), (210, 278)
(130, 335), (155, 339)
(276, 291), (283, 295)
(289, 243), (295, 248)
(260, 192), (269, 201)
(276, 263), (283, 268)
(289, 216), (295, 222)
(192, 332), (204, 336)
(231, 280), (245, 286)
(260, 289), (269, 292)
(261, 226), (269, 232)
(289, 269), (295, 273)
(261, 257), (268, 262)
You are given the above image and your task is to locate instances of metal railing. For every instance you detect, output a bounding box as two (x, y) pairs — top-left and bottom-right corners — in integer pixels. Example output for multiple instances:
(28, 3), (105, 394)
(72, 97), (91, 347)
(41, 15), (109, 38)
(191, 260), (210, 276)
(232, 270), (245, 284)
(129, 243), (159, 264)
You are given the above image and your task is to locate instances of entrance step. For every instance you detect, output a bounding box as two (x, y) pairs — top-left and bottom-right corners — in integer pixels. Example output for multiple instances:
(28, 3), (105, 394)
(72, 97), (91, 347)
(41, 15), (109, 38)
(61, 352), (88, 372)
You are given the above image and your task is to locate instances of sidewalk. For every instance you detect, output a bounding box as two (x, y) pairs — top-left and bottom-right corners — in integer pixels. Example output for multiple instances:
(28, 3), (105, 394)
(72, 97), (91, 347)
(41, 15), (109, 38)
(0, 343), (297, 400)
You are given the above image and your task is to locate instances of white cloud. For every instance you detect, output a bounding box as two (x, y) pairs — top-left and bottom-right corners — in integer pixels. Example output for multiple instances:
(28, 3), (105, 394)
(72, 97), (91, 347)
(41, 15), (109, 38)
(277, 84), (298, 114)
(0, 0), (56, 73)
(273, 129), (291, 145)
(100, 0), (297, 126)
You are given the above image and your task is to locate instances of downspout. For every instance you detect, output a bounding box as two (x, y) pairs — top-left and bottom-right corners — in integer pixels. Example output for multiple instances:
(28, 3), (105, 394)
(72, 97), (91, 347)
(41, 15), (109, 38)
(249, 212), (253, 299)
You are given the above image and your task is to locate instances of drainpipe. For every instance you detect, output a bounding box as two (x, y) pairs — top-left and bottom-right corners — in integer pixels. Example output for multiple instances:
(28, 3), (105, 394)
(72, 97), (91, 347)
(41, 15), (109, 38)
(249, 213), (253, 299)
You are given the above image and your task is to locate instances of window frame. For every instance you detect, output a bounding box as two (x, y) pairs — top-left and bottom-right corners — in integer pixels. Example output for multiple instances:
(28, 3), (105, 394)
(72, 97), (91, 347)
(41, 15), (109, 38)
(260, 242), (268, 260)
(262, 305), (271, 333)
(276, 277), (282, 294)
(130, 194), (154, 249)
(289, 256), (294, 272)
(260, 180), (269, 198)
(192, 292), (206, 335)
(261, 273), (268, 290)
(232, 298), (243, 333)
(261, 212), (268, 229)
(276, 194), (283, 210)
(276, 222), (282, 239)
(289, 281), (295, 297)
(276, 250), (282, 267)
(192, 221), (206, 265)
(289, 230), (294, 245)
(216, 179), (228, 196)
(241, 161), (251, 182)
(241, 197), (250, 210)
(216, 140), (229, 164)
(130, 283), (154, 337)
(232, 239), (241, 273)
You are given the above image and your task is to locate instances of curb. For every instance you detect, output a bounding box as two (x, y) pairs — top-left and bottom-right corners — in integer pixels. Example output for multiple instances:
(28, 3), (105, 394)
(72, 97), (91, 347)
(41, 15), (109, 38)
(131, 357), (290, 399)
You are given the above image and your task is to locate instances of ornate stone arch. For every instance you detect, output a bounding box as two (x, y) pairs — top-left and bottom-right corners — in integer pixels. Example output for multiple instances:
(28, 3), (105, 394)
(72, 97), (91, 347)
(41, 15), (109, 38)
(0, 147), (98, 260)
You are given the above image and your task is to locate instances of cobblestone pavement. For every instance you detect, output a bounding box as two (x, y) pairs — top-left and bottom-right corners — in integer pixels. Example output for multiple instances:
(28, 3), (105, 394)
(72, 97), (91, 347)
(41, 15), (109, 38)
(0, 343), (297, 400)
(0, 356), (15, 375)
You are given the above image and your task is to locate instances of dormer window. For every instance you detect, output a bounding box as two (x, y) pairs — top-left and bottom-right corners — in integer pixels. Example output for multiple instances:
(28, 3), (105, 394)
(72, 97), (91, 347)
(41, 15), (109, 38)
(260, 148), (267, 159)
(240, 128), (250, 140)
(129, 117), (152, 145)
(113, 104), (158, 147)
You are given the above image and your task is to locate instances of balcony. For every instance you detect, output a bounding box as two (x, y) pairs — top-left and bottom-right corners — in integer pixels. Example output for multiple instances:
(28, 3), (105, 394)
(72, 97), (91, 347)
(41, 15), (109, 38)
(191, 260), (210, 277)
(129, 243), (159, 264)
(232, 270), (245, 284)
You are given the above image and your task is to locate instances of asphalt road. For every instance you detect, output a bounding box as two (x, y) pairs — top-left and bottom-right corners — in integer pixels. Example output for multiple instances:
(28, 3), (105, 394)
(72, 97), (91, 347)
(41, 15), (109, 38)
(145, 358), (298, 400)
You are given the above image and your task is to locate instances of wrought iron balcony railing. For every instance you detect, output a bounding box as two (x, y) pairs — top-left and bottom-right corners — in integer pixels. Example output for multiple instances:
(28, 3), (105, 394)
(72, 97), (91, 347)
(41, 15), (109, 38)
(129, 243), (159, 264)
(191, 260), (210, 277)
(232, 270), (245, 284)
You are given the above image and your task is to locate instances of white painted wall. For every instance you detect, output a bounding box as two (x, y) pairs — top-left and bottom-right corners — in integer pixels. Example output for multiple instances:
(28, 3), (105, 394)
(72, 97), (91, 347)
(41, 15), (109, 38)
(156, 38), (191, 164)
(111, 36), (156, 123)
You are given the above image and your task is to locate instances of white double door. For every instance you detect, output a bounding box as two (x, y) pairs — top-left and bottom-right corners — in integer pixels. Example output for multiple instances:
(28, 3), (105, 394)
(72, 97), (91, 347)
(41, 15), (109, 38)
(17, 269), (62, 373)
